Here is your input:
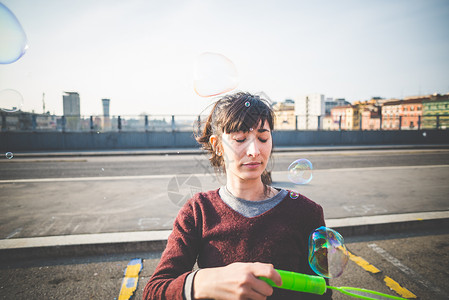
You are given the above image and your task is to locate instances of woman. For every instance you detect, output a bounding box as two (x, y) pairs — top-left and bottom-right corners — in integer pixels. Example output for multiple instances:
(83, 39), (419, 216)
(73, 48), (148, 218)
(143, 92), (331, 299)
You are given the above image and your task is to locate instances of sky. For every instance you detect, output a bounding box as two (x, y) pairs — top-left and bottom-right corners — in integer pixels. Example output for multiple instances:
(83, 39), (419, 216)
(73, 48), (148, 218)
(0, 0), (448, 117)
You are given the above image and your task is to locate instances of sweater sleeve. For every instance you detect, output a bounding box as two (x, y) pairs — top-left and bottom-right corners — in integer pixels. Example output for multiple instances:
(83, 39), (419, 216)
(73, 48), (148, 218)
(142, 198), (201, 300)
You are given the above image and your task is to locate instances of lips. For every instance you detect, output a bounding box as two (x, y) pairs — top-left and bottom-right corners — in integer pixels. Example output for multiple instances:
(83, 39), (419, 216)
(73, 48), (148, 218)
(242, 162), (262, 169)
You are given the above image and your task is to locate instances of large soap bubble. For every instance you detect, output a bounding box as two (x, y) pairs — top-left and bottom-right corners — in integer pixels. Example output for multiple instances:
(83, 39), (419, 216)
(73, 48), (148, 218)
(0, 3), (28, 64)
(0, 89), (24, 112)
(288, 159), (313, 184)
(308, 226), (349, 278)
(193, 52), (238, 97)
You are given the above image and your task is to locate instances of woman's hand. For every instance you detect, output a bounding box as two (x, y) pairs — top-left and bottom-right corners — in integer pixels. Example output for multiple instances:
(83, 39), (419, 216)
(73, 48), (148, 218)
(193, 262), (282, 300)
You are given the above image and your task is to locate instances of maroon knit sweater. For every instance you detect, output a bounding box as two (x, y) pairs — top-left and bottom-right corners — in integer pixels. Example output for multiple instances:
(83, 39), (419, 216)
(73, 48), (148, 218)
(143, 189), (332, 300)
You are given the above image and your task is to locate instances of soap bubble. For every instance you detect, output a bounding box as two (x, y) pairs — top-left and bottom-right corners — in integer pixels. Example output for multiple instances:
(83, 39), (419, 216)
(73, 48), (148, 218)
(6, 152), (14, 159)
(0, 3), (29, 64)
(289, 191), (299, 199)
(308, 226), (348, 278)
(193, 52), (238, 97)
(288, 159), (313, 184)
(0, 89), (24, 112)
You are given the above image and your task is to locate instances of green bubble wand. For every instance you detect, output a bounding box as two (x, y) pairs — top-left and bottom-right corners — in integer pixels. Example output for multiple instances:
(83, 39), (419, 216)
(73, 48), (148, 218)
(261, 269), (406, 300)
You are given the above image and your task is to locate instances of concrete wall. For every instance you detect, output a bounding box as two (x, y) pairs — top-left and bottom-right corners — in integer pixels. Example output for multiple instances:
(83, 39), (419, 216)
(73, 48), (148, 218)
(1, 130), (448, 152)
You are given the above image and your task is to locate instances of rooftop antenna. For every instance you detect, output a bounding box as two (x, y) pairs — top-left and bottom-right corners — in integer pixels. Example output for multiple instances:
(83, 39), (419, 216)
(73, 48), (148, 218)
(42, 92), (46, 114)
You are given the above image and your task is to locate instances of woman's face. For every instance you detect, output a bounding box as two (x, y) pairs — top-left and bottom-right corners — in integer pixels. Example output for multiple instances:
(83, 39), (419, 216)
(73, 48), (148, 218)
(220, 120), (272, 182)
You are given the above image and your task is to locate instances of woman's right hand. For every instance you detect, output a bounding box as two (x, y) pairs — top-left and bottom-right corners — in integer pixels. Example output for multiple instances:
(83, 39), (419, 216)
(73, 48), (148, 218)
(193, 262), (282, 300)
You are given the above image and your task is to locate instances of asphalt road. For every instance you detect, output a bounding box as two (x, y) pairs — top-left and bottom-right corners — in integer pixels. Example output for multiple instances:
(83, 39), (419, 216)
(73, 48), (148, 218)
(1, 229), (447, 299)
(1, 148), (449, 179)
(0, 148), (448, 238)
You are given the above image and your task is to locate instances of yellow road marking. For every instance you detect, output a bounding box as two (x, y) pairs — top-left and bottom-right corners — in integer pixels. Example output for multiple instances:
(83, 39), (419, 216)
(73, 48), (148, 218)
(384, 276), (417, 299)
(347, 251), (381, 274)
(118, 258), (142, 300)
(348, 250), (418, 299)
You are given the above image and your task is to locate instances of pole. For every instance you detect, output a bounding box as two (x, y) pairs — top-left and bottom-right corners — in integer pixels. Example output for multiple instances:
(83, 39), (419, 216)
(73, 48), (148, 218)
(90, 116), (94, 131)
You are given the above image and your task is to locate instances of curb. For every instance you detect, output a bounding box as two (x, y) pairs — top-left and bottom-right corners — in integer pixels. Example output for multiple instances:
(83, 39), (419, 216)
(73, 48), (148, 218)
(1, 211), (448, 262)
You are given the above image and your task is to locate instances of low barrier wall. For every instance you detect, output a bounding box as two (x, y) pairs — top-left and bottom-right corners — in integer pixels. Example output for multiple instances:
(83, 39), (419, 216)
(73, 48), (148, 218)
(1, 130), (448, 152)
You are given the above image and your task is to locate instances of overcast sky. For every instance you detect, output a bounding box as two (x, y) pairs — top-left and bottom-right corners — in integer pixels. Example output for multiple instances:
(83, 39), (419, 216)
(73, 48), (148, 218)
(1, 0), (448, 116)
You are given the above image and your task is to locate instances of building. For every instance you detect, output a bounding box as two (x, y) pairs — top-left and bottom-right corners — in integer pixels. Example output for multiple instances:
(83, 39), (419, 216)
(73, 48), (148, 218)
(322, 115), (333, 130)
(422, 93), (449, 129)
(381, 99), (402, 130)
(401, 97), (423, 130)
(329, 105), (352, 130)
(295, 94), (325, 130)
(382, 98), (425, 130)
(325, 98), (351, 115)
(0, 111), (57, 131)
(102, 98), (110, 116)
(346, 105), (361, 130)
(273, 99), (295, 130)
(102, 98), (111, 130)
(354, 99), (381, 130)
(361, 109), (381, 130)
(62, 92), (80, 131)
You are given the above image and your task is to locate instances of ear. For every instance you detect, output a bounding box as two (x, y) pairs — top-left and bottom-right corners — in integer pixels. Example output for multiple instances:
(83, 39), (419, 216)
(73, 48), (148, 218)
(209, 135), (218, 152)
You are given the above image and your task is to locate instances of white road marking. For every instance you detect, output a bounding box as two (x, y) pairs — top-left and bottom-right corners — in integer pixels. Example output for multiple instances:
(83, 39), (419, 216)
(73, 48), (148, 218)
(0, 165), (447, 184)
(368, 243), (444, 296)
(6, 227), (22, 239)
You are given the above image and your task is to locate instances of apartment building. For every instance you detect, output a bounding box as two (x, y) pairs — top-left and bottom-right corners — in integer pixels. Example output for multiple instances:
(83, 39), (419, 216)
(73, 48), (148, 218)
(273, 100), (295, 130)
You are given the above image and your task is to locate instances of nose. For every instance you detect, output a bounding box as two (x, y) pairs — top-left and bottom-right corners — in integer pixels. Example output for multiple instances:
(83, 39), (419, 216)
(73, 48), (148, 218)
(246, 137), (260, 157)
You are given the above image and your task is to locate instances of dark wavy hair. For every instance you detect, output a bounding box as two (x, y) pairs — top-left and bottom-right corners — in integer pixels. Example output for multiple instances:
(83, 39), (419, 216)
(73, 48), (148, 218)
(196, 92), (275, 185)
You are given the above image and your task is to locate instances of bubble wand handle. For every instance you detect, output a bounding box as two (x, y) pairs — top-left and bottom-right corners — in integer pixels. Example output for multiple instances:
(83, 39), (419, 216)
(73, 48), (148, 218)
(260, 269), (327, 295)
(260, 269), (406, 300)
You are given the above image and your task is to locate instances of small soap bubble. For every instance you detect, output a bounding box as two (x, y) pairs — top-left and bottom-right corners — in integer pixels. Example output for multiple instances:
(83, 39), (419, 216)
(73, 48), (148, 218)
(308, 226), (348, 278)
(245, 101), (251, 107)
(289, 191), (299, 199)
(0, 3), (29, 64)
(5, 152), (13, 159)
(0, 89), (24, 112)
(422, 132), (427, 137)
(193, 52), (238, 97)
(101, 168), (105, 171)
(288, 159), (313, 185)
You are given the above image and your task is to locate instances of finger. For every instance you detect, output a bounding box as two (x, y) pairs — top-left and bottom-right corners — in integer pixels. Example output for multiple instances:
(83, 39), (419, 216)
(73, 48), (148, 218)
(251, 263), (282, 287)
(250, 276), (274, 297)
(239, 284), (270, 300)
